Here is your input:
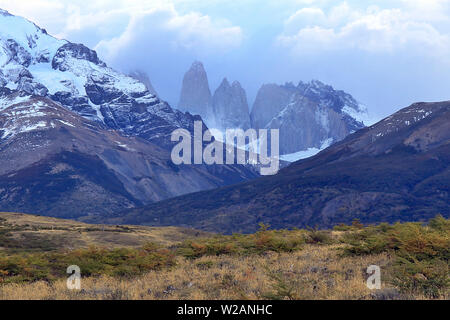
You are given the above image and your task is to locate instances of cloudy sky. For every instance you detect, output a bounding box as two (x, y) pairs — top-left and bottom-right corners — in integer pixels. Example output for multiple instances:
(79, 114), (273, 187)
(1, 0), (449, 118)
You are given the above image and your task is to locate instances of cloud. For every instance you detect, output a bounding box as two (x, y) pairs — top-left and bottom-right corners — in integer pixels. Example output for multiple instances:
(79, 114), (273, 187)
(277, 1), (450, 60)
(284, 7), (327, 33)
(0, 0), (243, 57)
(95, 5), (242, 63)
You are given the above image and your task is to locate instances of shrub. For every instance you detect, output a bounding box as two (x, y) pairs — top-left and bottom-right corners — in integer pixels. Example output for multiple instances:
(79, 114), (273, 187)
(340, 215), (449, 298)
(177, 225), (304, 258)
(0, 243), (176, 283)
(305, 228), (334, 245)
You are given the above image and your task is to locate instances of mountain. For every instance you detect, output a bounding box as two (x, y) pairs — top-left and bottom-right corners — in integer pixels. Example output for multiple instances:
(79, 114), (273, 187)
(99, 101), (450, 233)
(0, 9), (258, 218)
(0, 89), (257, 219)
(0, 9), (207, 150)
(250, 80), (371, 155)
(128, 70), (158, 97)
(212, 78), (251, 130)
(177, 61), (213, 122)
(177, 61), (373, 159)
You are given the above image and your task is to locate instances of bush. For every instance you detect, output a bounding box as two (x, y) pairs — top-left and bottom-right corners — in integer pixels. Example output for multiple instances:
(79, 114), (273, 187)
(177, 225), (305, 258)
(0, 243), (176, 283)
(340, 215), (449, 298)
(305, 228), (334, 245)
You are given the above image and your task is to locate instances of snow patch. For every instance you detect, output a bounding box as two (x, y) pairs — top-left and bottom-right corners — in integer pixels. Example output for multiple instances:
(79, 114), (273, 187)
(280, 138), (333, 162)
(342, 104), (379, 126)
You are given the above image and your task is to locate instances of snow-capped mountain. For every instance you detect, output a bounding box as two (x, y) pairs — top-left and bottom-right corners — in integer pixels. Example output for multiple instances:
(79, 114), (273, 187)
(0, 9), (259, 218)
(0, 9), (202, 149)
(251, 80), (374, 155)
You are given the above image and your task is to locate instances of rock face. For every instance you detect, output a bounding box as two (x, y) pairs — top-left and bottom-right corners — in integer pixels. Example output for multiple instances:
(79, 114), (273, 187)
(128, 70), (158, 97)
(105, 101), (450, 233)
(0, 92), (257, 218)
(250, 83), (296, 130)
(212, 78), (251, 130)
(178, 61), (213, 122)
(178, 62), (252, 131)
(250, 81), (369, 154)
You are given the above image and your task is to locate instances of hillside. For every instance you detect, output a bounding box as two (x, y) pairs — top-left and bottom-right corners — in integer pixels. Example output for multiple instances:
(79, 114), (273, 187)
(0, 212), (209, 250)
(98, 101), (450, 233)
(0, 92), (257, 219)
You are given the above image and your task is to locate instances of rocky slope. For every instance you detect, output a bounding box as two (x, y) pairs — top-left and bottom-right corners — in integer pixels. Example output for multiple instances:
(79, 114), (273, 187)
(0, 90), (257, 218)
(100, 101), (450, 233)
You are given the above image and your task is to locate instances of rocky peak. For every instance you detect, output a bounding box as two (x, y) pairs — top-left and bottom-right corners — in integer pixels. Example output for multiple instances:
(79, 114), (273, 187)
(212, 78), (250, 130)
(178, 61), (212, 120)
(219, 77), (230, 89)
(231, 80), (243, 89)
(0, 90), (258, 218)
(52, 43), (106, 71)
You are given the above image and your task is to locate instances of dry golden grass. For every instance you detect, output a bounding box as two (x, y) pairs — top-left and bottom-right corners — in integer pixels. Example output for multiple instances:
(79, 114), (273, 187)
(0, 213), (448, 300)
(0, 244), (397, 300)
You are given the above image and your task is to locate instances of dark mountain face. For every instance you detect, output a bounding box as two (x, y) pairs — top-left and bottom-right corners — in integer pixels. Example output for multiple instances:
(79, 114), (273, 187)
(99, 101), (450, 233)
(0, 93), (257, 219)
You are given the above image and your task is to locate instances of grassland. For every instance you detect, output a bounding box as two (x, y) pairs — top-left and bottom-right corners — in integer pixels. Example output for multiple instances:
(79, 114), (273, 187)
(0, 212), (448, 300)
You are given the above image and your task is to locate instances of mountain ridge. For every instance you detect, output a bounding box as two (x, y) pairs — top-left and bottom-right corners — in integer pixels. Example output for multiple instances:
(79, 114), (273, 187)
(95, 100), (450, 233)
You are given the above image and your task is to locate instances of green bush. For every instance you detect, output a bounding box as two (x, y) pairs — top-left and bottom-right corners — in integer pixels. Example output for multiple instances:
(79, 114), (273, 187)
(177, 225), (305, 258)
(340, 215), (449, 298)
(305, 228), (334, 245)
(0, 243), (176, 284)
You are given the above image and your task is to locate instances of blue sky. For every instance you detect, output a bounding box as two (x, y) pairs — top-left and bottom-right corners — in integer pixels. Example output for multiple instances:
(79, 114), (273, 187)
(1, 0), (449, 118)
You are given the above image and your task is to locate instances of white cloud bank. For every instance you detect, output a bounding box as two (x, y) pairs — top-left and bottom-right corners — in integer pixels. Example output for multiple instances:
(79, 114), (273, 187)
(0, 0), (243, 58)
(95, 5), (243, 62)
(277, 1), (450, 60)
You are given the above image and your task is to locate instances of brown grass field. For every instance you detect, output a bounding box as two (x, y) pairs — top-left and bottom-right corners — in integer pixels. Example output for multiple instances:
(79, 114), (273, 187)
(0, 212), (448, 300)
